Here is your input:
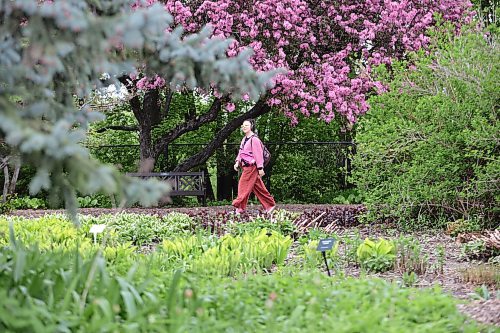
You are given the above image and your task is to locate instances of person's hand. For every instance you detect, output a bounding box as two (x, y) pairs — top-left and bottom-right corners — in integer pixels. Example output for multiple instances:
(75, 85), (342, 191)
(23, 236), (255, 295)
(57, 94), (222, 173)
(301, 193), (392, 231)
(234, 162), (239, 171)
(258, 169), (265, 177)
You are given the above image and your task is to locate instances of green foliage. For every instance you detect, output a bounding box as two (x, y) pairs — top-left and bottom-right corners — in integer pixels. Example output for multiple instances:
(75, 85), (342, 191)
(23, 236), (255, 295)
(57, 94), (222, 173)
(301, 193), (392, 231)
(339, 230), (364, 265)
(247, 111), (354, 204)
(460, 240), (494, 261)
(0, 213), (198, 250)
(471, 285), (499, 300)
(188, 274), (487, 333)
(331, 188), (364, 204)
(272, 152), (339, 203)
(0, 216), (496, 332)
(0, 215), (87, 249)
(434, 245), (446, 275)
(301, 238), (340, 268)
(446, 218), (483, 237)
(87, 103), (140, 173)
(353, 28), (499, 229)
(298, 228), (332, 245)
(356, 238), (396, 272)
(9, 196), (47, 210)
(80, 193), (113, 208)
(395, 236), (429, 275)
(163, 212), (196, 230)
(0, 197), (16, 214)
(401, 271), (419, 287)
(0, 241), (167, 332)
(162, 229), (293, 275)
(1, 237), (489, 333)
(226, 210), (298, 236)
(0, 194), (48, 213)
(81, 213), (195, 246)
(77, 195), (99, 208)
(1, 194), (112, 211)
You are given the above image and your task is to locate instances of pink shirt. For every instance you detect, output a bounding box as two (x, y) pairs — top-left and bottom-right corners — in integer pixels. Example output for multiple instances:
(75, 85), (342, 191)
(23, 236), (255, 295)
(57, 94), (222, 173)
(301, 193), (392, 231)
(235, 135), (264, 168)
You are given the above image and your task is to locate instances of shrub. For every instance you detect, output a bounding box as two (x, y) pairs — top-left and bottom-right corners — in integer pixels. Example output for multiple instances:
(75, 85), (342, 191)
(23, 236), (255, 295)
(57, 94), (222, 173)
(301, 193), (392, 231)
(77, 194), (113, 208)
(352, 29), (499, 230)
(0, 195), (47, 213)
(446, 218), (483, 237)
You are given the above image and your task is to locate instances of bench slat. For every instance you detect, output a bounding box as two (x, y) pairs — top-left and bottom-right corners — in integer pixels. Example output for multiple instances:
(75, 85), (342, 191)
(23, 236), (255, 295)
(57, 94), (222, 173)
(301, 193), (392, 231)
(126, 172), (206, 205)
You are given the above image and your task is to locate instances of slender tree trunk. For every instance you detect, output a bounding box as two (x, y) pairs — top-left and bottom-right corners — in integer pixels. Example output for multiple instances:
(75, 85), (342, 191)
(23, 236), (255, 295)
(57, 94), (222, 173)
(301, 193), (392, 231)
(8, 157), (20, 195)
(2, 157), (9, 202)
(215, 112), (235, 201)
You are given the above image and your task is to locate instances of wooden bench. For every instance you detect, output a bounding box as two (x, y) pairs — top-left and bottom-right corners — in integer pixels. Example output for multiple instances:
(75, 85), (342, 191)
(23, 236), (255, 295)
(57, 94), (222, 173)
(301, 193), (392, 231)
(127, 171), (206, 206)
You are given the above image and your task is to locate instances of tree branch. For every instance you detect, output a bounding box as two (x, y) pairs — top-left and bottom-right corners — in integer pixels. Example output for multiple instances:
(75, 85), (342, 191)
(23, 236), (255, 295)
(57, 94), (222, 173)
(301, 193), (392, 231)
(173, 98), (271, 172)
(95, 125), (138, 133)
(0, 156), (9, 169)
(162, 86), (174, 118)
(152, 97), (224, 157)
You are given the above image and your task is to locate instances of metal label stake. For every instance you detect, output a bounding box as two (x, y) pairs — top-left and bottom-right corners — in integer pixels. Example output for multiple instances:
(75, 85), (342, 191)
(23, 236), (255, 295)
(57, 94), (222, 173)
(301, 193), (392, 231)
(316, 238), (336, 277)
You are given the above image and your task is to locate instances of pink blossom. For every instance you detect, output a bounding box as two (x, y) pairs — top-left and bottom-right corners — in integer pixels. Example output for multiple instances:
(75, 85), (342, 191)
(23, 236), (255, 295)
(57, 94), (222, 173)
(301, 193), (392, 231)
(131, 0), (472, 124)
(226, 102), (236, 112)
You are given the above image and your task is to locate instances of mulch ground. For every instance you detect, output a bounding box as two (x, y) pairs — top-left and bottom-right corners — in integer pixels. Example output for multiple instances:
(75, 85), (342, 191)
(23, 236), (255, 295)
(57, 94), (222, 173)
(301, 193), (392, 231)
(7, 204), (499, 327)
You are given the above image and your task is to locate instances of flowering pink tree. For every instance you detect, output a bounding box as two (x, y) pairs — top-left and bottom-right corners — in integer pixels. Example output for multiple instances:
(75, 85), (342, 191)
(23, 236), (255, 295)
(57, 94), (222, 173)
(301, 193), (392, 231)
(121, 0), (471, 171)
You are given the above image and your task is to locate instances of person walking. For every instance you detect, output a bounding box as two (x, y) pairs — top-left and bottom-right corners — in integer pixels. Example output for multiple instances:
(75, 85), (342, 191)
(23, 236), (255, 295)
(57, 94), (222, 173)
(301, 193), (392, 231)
(232, 119), (276, 215)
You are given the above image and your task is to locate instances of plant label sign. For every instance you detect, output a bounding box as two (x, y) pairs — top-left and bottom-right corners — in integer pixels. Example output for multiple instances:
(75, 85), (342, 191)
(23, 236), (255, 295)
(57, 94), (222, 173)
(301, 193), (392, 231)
(316, 238), (336, 252)
(89, 224), (106, 244)
(90, 224), (106, 234)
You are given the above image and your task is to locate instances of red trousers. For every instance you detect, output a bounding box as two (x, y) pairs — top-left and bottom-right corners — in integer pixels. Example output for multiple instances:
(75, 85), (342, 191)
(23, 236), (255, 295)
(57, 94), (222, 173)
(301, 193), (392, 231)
(232, 165), (275, 212)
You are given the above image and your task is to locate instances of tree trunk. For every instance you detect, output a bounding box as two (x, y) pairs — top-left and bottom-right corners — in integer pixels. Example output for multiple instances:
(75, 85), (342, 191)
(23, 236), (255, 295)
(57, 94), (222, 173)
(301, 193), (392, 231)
(126, 87), (226, 173)
(174, 99), (271, 172)
(217, 171), (235, 201)
(131, 89), (161, 171)
(2, 157), (9, 202)
(8, 157), (20, 195)
(215, 112), (234, 201)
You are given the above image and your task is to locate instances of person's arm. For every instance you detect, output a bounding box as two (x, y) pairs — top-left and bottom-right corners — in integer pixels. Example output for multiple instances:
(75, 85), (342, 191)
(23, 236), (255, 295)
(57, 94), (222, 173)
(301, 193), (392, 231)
(251, 137), (265, 176)
(234, 138), (244, 171)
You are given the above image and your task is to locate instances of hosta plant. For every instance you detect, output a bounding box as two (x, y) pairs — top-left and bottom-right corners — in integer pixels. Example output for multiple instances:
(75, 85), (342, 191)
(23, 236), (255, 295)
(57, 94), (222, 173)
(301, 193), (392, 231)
(356, 238), (396, 272)
(162, 229), (292, 276)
